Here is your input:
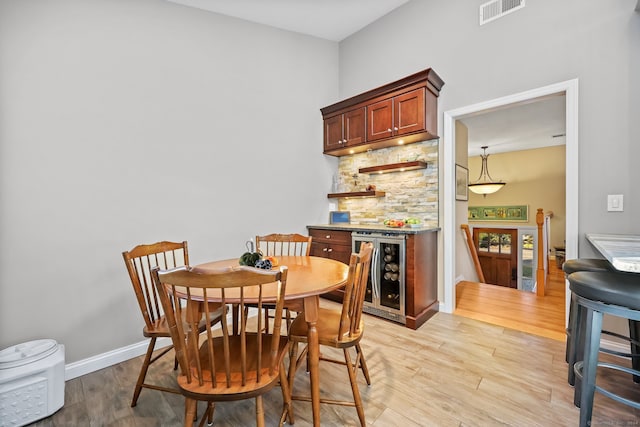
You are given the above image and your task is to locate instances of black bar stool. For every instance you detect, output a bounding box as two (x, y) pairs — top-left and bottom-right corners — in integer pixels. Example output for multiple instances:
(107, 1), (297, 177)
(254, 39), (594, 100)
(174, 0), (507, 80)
(563, 259), (614, 366)
(567, 271), (640, 426)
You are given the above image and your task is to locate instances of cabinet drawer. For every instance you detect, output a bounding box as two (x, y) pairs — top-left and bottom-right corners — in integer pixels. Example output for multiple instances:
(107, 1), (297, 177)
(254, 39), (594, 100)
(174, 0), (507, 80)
(309, 228), (351, 245)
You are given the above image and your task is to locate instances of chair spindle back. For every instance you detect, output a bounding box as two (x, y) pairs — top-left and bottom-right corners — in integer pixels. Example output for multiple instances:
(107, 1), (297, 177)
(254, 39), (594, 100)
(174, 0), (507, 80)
(338, 242), (373, 340)
(256, 233), (312, 257)
(123, 241), (188, 329)
(152, 265), (288, 391)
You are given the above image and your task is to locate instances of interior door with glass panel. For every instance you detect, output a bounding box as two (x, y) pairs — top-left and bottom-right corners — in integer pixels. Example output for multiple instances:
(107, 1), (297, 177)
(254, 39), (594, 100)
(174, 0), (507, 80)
(473, 228), (518, 288)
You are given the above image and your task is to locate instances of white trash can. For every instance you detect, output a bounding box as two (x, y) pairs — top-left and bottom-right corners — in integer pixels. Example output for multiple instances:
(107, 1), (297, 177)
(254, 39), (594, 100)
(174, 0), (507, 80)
(0, 340), (65, 427)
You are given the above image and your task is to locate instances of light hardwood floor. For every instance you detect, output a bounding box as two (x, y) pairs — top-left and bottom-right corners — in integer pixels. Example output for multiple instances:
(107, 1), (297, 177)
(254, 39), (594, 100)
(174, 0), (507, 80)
(31, 290), (640, 426)
(454, 259), (567, 341)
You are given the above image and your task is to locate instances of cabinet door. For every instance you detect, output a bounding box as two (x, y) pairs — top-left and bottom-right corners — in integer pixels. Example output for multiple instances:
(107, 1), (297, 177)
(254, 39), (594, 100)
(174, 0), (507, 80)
(394, 88), (425, 136)
(367, 98), (394, 141)
(343, 107), (366, 146)
(324, 114), (344, 152)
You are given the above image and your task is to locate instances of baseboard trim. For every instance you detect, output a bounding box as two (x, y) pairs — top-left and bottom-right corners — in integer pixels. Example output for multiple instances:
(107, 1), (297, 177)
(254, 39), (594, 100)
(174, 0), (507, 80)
(65, 308), (253, 380)
(64, 338), (172, 381)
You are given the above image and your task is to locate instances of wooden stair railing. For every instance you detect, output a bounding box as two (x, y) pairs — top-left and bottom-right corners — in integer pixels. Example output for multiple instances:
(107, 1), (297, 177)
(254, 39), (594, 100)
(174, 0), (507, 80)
(536, 208), (546, 296)
(461, 224), (485, 283)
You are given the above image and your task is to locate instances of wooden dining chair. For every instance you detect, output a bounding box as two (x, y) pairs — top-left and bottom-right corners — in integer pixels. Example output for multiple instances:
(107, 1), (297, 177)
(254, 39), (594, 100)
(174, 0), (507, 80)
(287, 242), (374, 427)
(255, 233), (312, 257)
(122, 241), (224, 407)
(255, 233), (313, 331)
(152, 265), (293, 427)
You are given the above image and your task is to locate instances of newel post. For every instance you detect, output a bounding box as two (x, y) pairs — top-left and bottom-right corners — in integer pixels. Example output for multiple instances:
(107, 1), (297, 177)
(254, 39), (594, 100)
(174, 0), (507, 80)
(536, 208), (546, 296)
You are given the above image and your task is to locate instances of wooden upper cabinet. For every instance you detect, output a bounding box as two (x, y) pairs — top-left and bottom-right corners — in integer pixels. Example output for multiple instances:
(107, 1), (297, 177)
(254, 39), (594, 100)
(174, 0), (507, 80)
(324, 114), (345, 152)
(367, 98), (393, 141)
(395, 88), (425, 135)
(367, 88), (425, 142)
(323, 107), (366, 153)
(321, 68), (444, 156)
(344, 108), (366, 145)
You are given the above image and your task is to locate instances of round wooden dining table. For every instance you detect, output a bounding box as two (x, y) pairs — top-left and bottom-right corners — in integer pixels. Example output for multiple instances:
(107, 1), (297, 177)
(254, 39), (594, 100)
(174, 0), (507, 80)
(195, 255), (349, 427)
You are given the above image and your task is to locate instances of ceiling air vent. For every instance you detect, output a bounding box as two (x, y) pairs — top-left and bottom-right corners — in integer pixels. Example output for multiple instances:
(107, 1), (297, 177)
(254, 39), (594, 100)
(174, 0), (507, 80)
(480, 0), (525, 25)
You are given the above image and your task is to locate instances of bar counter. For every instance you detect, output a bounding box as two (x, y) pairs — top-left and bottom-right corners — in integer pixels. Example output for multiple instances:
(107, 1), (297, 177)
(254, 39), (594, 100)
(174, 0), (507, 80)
(586, 233), (640, 273)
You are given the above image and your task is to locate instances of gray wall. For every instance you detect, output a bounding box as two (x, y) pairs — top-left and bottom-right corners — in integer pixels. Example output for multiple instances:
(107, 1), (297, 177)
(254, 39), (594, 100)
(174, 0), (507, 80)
(0, 0), (338, 363)
(339, 0), (639, 259)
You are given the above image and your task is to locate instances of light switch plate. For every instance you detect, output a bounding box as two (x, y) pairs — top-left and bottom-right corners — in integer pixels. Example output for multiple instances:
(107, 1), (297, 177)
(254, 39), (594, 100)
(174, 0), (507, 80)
(607, 194), (624, 212)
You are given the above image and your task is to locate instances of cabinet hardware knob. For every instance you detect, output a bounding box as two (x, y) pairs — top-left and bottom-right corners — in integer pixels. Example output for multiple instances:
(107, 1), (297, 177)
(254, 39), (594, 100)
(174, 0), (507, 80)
(326, 235), (331, 238)
(327, 248), (333, 252)
(343, 139), (347, 143)
(323, 248), (328, 252)
(387, 128), (392, 132)
(394, 127), (399, 131)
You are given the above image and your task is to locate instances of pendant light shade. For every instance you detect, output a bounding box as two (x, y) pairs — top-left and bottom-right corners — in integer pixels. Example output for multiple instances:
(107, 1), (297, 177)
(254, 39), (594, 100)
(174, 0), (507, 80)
(468, 146), (505, 196)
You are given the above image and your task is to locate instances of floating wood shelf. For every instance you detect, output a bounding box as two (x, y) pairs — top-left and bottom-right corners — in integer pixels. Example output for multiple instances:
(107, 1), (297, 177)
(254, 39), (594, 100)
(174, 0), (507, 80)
(359, 161), (427, 175)
(327, 191), (386, 199)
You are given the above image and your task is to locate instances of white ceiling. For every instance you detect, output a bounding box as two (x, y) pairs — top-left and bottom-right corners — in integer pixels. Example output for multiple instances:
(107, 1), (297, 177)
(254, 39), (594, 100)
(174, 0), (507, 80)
(459, 95), (566, 157)
(166, 0), (411, 42)
(165, 0), (566, 156)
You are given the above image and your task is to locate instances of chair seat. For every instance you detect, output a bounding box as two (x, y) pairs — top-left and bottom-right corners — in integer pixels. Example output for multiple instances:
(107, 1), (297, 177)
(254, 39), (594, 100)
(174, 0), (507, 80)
(569, 271), (640, 310)
(289, 307), (364, 348)
(563, 258), (612, 275)
(178, 334), (288, 400)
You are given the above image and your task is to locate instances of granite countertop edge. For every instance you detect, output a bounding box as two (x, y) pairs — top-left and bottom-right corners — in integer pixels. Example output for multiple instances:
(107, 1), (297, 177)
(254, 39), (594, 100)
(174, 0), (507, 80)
(307, 224), (440, 235)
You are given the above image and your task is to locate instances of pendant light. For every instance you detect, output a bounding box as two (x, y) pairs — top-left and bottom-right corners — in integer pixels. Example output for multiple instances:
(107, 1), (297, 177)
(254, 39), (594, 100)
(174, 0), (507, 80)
(468, 146), (505, 196)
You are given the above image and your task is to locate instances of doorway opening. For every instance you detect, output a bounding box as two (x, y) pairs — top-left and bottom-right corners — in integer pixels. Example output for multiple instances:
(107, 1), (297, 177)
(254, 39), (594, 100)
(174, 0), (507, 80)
(441, 80), (579, 329)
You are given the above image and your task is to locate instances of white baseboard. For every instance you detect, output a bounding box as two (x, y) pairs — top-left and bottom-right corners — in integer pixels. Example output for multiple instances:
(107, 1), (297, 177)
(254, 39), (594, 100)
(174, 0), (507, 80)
(64, 337), (172, 381)
(65, 308), (254, 380)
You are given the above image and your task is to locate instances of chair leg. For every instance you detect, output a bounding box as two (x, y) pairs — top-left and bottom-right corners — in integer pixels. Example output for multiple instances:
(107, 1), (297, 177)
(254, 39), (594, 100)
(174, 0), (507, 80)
(285, 309), (292, 331)
(232, 304), (239, 335)
(288, 341), (300, 395)
(206, 402), (214, 426)
(279, 362), (294, 426)
(578, 308), (602, 427)
(131, 337), (157, 407)
(264, 308), (270, 334)
(344, 348), (366, 427)
(184, 398), (197, 427)
(565, 291), (575, 363)
(568, 298), (584, 387)
(356, 344), (371, 386)
(629, 319), (640, 383)
(256, 395), (265, 427)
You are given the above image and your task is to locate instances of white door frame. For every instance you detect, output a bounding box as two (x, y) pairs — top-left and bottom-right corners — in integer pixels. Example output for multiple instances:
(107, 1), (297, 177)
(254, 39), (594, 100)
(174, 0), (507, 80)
(441, 79), (579, 317)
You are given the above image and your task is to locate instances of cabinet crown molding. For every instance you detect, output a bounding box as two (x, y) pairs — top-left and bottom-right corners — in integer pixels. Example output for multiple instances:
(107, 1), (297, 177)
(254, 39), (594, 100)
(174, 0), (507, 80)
(321, 68), (444, 117)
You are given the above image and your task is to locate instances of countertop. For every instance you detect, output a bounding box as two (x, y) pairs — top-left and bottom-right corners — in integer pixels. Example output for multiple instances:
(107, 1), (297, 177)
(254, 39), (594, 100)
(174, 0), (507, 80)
(307, 224), (440, 235)
(586, 233), (640, 273)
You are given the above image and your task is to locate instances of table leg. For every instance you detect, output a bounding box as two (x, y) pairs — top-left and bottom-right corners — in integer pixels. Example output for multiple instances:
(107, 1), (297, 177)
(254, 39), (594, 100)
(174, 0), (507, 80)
(303, 295), (320, 427)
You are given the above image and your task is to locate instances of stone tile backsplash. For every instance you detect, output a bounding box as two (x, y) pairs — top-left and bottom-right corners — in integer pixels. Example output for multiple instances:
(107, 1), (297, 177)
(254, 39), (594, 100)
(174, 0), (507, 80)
(336, 139), (439, 227)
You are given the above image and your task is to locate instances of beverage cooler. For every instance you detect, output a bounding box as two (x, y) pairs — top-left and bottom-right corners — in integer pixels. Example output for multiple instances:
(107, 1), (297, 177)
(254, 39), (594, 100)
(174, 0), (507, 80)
(352, 231), (406, 324)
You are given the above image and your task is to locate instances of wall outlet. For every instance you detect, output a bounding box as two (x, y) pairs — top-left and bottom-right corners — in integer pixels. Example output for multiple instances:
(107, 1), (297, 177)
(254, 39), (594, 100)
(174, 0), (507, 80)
(607, 194), (623, 212)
